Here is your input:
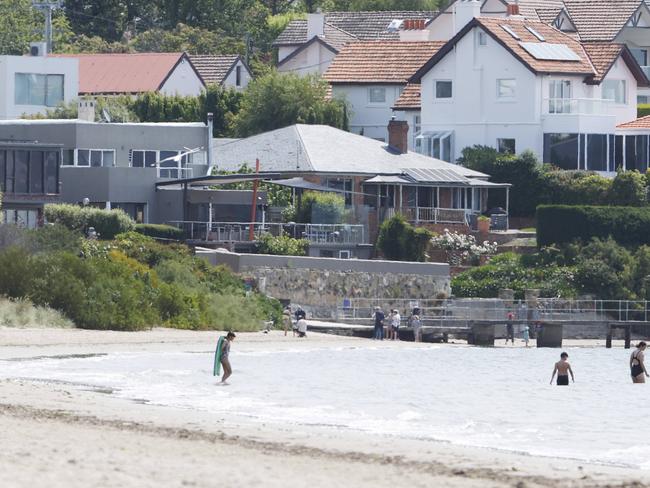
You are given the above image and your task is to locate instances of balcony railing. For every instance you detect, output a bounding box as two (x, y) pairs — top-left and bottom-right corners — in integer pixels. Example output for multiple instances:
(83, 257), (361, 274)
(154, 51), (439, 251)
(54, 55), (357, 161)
(545, 98), (613, 116)
(386, 207), (477, 224)
(167, 221), (367, 244)
(157, 166), (193, 179)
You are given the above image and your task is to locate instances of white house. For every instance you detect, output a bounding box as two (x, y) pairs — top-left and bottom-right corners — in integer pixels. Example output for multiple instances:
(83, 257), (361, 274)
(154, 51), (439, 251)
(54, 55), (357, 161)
(393, 10), (647, 172)
(274, 11), (436, 76)
(0, 54), (78, 119)
(323, 41), (443, 142)
(189, 55), (253, 91)
(55, 52), (205, 97)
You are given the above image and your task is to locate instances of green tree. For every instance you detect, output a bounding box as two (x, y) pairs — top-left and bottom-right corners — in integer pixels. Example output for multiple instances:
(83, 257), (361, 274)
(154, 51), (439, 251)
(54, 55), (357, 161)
(233, 71), (348, 137)
(131, 23), (245, 55)
(608, 170), (647, 206)
(296, 191), (347, 224)
(0, 0), (40, 54)
(322, 0), (440, 10)
(376, 214), (432, 262)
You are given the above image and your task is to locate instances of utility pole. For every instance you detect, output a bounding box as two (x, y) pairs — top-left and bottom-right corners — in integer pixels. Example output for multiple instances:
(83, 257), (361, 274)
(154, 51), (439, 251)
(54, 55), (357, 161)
(31, 0), (63, 54)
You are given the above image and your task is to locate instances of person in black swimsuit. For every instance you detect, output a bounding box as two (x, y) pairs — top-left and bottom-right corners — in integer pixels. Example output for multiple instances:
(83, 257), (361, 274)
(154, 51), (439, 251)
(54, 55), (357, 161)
(630, 342), (649, 384)
(550, 352), (574, 386)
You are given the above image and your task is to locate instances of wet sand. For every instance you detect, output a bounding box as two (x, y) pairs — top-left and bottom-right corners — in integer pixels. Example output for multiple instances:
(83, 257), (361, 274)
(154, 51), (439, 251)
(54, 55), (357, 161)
(0, 327), (643, 488)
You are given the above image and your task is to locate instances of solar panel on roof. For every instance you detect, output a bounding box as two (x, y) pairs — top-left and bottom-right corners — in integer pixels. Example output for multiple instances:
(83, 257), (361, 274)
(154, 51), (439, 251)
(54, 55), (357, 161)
(519, 42), (581, 61)
(525, 26), (546, 42)
(500, 24), (521, 40)
(402, 167), (468, 184)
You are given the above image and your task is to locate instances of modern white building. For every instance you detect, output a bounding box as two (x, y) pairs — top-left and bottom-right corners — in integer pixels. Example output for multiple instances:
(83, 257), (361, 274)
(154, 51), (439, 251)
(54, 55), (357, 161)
(323, 41), (443, 142)
(0, 54), (78, 119)
(392, 10), (648, 172)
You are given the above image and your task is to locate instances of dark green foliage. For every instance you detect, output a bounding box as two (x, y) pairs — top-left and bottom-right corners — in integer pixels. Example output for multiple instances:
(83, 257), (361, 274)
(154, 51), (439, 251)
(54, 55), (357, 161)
(44, 204), (135, 240)
(377, 215), (433, 262)
(573, 238), (633, 300)
(257, 233), (308, 256)
(295, 191), (347, 224)
(608, 170), (647, 206)
(25, 224), (83, 254)
(211, 164), (292, 206)
(232, 72), (349, 137)
(135, 223), (185, 240)
(537, 205), (650, 247)
(638, 104), (650, 119)
(451, 253), (576, 299)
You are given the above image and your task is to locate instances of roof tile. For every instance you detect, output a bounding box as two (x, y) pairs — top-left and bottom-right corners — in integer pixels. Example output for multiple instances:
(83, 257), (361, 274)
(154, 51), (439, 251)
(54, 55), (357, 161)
(392, 84), (421, 110)
(562, 0), (644, 41)
(189, 55), (241, 85)
(581, 42), (624, 83)
(324, 41), (444, 84)
(618, 114), (650, 129)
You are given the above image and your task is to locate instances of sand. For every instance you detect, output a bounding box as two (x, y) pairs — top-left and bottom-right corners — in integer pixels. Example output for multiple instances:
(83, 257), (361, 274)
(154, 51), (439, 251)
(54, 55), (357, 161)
(0, 327), (644, 488)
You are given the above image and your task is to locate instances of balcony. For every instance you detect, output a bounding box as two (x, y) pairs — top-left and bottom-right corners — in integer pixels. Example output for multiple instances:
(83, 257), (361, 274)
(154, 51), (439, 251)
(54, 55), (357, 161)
(167, 221), (367, 245)
(384, 207), (477, 225)
(542, 98), (615, 134)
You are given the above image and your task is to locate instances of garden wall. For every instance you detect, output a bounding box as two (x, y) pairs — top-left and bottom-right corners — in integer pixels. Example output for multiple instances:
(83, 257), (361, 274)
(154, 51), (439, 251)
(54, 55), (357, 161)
(197, 249), (451, 319)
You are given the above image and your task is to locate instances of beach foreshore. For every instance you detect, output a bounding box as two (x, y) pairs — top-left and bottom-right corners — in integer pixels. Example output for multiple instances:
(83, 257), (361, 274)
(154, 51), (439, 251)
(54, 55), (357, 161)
(0, 327), (644, 488)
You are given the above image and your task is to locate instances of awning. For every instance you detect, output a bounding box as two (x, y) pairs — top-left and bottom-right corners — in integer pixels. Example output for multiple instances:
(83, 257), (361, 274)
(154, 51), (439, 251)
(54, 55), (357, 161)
(265, 177), (341, 193)
(468, 179), (512, 188)
(155, 172), (281, 188)
(362, 175), (412, 184)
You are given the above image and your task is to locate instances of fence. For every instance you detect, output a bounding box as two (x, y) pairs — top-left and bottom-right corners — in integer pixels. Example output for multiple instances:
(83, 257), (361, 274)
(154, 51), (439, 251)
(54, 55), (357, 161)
(167, 221), (367, 244)
(337, 298), (650, 324)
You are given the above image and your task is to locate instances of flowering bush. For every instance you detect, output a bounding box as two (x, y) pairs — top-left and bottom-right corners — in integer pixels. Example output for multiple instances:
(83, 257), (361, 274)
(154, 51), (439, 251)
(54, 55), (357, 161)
(430, 229), (497, 265)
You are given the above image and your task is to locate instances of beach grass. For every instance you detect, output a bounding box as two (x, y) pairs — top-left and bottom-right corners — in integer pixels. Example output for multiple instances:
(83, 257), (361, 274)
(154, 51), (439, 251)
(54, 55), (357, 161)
(0, 297), (74, 328)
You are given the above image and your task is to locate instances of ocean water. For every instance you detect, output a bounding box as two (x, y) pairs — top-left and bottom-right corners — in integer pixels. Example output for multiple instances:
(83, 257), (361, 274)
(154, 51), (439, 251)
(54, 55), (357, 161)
(1, 344), (646, 468)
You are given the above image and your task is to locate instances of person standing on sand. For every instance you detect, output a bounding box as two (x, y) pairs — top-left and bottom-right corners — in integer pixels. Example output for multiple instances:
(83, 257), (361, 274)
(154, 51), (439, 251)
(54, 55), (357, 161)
(550, 352), (574, 386)
(630, 342), (649, 383)
(373, 306), (385, 340)
(282, 307), (292, 337)
(411, 312), (422, 343)
(220, 331), (236, 385)
(522, 325), (530, 347)
(390, 309), (401, 341)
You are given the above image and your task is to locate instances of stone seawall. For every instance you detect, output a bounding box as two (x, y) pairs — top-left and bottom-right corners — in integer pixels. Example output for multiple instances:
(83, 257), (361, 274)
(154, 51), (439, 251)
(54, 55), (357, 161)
(196, 249), (450, 319)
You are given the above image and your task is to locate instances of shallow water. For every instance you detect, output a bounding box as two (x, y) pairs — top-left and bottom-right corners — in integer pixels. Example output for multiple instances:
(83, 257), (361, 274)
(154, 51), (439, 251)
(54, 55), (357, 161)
(1, 345), (646, 468)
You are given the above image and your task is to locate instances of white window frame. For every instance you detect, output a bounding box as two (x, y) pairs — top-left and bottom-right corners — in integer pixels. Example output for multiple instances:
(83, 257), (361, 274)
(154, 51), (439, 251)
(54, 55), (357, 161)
(413, 114), (421, 149)
(548, 79), (572, 114)
(368, 87), (387, 104)
(70, 149), (116, 167)
(496, 78), (516, 99)
(339, 250), (351, 259)
(602, 79), (626, 104)
(14, 73), (65, 107)
(130, 149), (158, 168)
(434, 80), (453, 101)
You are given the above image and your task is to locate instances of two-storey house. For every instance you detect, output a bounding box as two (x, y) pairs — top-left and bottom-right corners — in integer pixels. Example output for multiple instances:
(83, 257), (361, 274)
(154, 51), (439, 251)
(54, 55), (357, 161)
(395, 15), (647, 172)
(323, 41), (443, 142)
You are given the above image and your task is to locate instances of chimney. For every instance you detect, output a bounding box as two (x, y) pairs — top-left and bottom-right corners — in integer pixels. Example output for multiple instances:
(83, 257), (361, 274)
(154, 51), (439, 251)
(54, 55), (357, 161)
(388, 117), (409, 154)
(77, 99), (95, 122)
(307, 11), (325, 39)
(453, 0), (482, 34)
(507, 4), (520, 16)
(206, 112), (214, 167)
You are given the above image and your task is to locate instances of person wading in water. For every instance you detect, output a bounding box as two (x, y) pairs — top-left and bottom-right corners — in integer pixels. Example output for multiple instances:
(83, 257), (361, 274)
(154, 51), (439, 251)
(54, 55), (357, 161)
(550, 352), (574, 386)
(631, 342), (649, 384)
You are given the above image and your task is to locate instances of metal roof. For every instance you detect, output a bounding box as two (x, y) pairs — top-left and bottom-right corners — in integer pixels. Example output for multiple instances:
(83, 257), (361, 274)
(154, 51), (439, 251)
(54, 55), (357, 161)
(402, 167), (470, 184)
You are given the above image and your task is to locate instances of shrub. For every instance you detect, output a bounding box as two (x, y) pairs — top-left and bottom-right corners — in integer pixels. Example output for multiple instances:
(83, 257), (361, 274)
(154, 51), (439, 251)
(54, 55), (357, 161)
(44, 204), (135, 239)
(135, 223), (184, 240)
(377, 215), (433, 262)
(295, 191), (347, 224)
(257, 233), (308, 256)
(541, 170), (611, 206)
(608, 170), (647, 206)
(638, 104), (650, 119)
(0, 297), (74, 328)
(537, 205), (650, 247)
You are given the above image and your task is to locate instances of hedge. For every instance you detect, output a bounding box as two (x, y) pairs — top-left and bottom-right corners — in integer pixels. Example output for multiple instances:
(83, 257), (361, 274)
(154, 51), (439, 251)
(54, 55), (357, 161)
(638, 104), (650, 119)
(135, 223), (184, 240)
(537, 205), (650, 247)
(44, 204), (134, 239)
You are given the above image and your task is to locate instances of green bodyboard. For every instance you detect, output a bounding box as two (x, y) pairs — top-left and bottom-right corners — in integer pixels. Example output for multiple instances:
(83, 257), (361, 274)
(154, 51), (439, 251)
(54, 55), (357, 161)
(213, 336), (225, 376)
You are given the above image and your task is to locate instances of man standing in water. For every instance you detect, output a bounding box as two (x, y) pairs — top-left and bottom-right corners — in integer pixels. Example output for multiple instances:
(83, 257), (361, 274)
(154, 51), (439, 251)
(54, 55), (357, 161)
(220, 331), (236, 385)
(550, 352), (574, 385)
(631, 341), (649, 383)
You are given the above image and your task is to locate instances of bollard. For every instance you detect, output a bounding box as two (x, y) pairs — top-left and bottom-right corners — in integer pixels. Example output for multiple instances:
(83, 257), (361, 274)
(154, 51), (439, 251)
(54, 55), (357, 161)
(625, 325), (631, 349)
(471, 323), (495, 347)
(606, 332), (612, 349)
(536, 323), (563, 348)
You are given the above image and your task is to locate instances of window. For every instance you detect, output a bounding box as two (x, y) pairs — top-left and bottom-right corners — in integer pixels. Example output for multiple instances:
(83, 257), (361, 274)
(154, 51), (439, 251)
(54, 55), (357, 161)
(497, 138), (516, 154)
(548, 80), (572, 113)
(631, 48), (648, 67)
(435, 81), (453, 99)
(326, 178), (353, 206)
(44, 151), (58, 194)
(413, 114), (421, 149)
(14, 150), (28, 193)
(15, 73), (64, 107)
(586, 134), (607, 171)
(638, 95), (650, 104)
(29, 151), (44, 194)
(543, 133), (579, 169)
(131, 150), (157, 168)
(5, 151), (14, 193)
(478, 31), (487, 46)
(497, 79), (516, 99)
(2, 209), (39, 229)
(0, 151), (4, 192)
(236, 65), (242, 86)
(368, 87), (386, 103)
(625, 134), (649, 172)
(0, 149), (59, 196)
(73, 149), (115, 167)
(417, 131), (453, 162)
(602, 80), (626, 104)
(339, 250), (351, 259)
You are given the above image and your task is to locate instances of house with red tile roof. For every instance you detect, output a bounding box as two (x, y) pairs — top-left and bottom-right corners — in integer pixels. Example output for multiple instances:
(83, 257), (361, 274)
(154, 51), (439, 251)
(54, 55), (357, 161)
(393, 13), (648, 172)
(54, 52), (205, 96)
(322, 41), (443, 142)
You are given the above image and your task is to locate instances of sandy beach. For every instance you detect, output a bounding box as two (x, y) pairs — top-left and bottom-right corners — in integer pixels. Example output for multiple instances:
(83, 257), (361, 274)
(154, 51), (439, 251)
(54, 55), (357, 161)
(0, 327), (645, 488)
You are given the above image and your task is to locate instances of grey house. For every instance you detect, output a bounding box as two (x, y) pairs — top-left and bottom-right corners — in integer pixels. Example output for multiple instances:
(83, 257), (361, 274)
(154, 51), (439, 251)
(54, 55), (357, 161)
(0, 113), (261, 226)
